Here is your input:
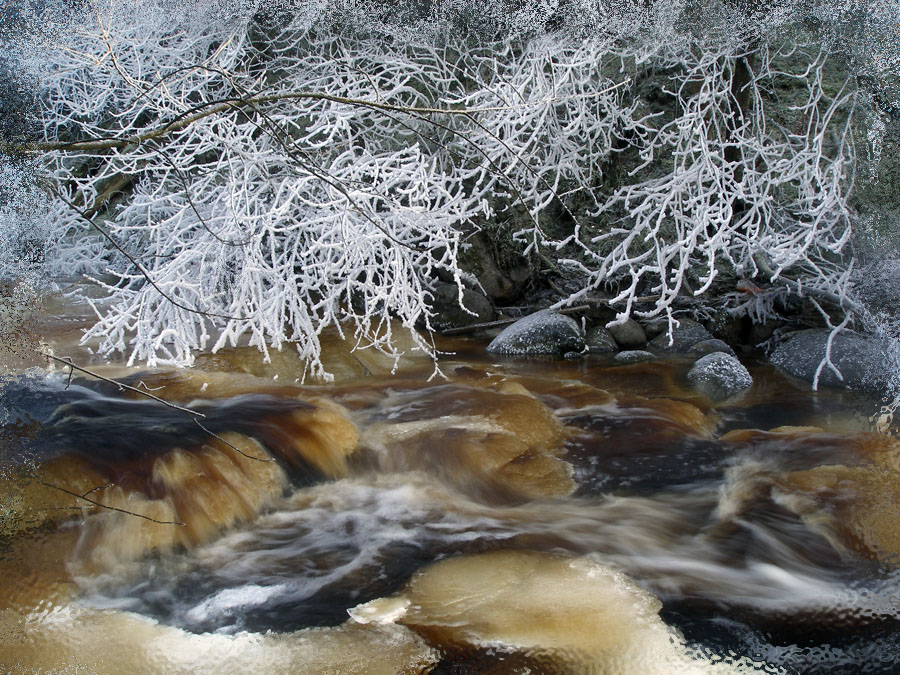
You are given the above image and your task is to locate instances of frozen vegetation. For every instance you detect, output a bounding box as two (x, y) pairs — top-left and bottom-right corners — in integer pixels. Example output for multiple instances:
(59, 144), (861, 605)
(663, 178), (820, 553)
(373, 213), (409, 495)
(0, 0), (898, 385)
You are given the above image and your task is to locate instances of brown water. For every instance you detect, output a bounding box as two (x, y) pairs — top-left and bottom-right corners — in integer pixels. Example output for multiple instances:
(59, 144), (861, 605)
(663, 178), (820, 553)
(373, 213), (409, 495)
(2, 327), (899, 674)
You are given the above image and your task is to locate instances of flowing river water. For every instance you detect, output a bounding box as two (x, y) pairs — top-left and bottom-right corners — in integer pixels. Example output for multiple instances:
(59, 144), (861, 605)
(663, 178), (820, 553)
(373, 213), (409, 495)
(1, 305), (899, 673)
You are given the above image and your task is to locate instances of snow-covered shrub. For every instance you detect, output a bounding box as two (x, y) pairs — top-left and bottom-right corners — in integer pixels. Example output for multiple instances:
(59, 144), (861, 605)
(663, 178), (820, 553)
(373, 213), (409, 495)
(3, 0), (878, 378)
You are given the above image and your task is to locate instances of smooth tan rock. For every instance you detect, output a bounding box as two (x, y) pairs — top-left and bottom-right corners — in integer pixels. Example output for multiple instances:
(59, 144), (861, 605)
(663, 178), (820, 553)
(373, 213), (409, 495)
(352, 550), (767, 674)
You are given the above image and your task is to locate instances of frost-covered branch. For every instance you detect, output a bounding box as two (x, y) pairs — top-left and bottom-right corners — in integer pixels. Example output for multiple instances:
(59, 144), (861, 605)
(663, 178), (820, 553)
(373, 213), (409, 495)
(6, 0), (866, 378)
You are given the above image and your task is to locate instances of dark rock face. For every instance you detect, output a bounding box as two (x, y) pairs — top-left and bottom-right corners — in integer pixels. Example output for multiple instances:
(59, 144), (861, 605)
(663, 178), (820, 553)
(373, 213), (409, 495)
(426, 281), (493, 331)
(687, 353), (753, 401)
(607, 318), (647, 349)
(769, 329), (898, 394)
(707, 310), (745, 346)
(486, 310), (584, 356)
(687, 339), (735, 357)
(459, 232), (533, 303)
(854, 259), (900, 321)
(585, 326), (618, 353)
(649, 319), (714, 353)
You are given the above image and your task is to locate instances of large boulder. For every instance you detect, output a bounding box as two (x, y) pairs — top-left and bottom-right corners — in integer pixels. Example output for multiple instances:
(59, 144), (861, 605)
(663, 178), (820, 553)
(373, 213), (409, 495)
(487, 310), (584, 356)
(425, 281), (493, 331)
(649, 318), (714, 353)
(769, 329), (897, 394)
(687, 353), (753, 401)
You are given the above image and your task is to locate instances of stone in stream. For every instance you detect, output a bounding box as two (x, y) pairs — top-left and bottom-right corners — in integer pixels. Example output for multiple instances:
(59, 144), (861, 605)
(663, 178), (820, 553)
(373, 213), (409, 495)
(486, 309), (584, 356)
(359, 382), (574, 501)
(585, 325), (618, 353)
(720, 430), (900, 565)
(687, 352), (753, 402)
(769, 329), (897, 394)
(614, 350), (656, 363)
(350, 550), (765, 674)
(649, 318), (714, 353)
(607, 317), (647, 349)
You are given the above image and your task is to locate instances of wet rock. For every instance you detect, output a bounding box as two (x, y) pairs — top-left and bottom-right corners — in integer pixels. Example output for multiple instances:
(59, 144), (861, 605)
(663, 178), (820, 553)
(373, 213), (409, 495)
(585, 325), (618, 353)
(607, 317), (647, 349)
(707, 310), (745, 346)
(688, 339), (735, 357)
(486, 309), (584, 356)
(425, 281), (493, 331)
(352, 550), (761, 674)
(359, 383), (574, 501)
(687, 353), (753, 402)
(769, 329), (896, 394)
(649, 318), (714, 353)
(742, 433), (900, 564)
(615, 350), (657, 364)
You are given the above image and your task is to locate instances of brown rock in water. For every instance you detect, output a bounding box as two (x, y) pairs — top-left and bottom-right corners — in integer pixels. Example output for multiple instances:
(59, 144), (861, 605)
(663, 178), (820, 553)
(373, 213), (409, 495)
(8, 394), (360, 573)
(360, 384), (574, 501)
(351, 550), (760, 674)
(0, 601), (437, 675)
(777, 435), (900, 564)
(721, 429), (900, 564)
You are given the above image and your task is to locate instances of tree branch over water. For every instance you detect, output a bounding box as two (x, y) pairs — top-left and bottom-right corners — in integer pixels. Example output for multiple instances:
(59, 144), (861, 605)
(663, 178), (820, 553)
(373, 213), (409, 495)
(1, 0), (875, 379)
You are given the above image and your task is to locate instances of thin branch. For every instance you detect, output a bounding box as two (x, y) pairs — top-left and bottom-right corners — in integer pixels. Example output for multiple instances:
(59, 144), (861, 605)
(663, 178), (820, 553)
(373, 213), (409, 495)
(39, 481), (185, 526)
(192, 418), (275, 463)
(41, 353), (206, 417)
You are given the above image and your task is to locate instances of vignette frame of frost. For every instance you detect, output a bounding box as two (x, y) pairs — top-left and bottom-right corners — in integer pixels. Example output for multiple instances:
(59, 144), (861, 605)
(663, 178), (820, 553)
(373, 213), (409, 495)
(0, 0), (899, 393)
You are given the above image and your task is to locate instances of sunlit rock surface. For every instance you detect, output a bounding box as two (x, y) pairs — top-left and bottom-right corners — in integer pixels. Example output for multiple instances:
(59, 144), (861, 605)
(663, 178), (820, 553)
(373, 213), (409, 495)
(359, 383), (574, 500)
(0, 604), (437, 675)
(353, 550), (767, 674)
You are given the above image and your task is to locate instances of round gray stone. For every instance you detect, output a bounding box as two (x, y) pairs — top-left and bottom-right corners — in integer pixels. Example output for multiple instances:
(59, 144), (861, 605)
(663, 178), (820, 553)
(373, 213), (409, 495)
(687, 352), (753, 401)
(427, 281), (493, 331)
(687, 339), (736, 357)
(614, 350), (656, 364)
(650, 319), (714, 353)
(487, 309), (584, 356)
(585, 326), (618, 353)
(607, 318), (647, 349)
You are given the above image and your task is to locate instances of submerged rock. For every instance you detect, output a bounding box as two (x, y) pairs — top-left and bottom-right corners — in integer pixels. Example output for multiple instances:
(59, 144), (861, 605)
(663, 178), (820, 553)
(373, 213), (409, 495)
(769, 329), (896, 394)
(687, 339), (735, 357)
(352, 550), (764, 674)
(487, 309), (584, 356)
(359, 383), (574, 501)
(687, 353), (753, 401)
(607, 317), (647, 349)
(649, 318), (714, 353)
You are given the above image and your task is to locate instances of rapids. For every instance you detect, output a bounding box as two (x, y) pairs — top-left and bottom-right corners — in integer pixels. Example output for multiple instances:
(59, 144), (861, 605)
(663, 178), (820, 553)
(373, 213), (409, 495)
(2, 329), (899, 673)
